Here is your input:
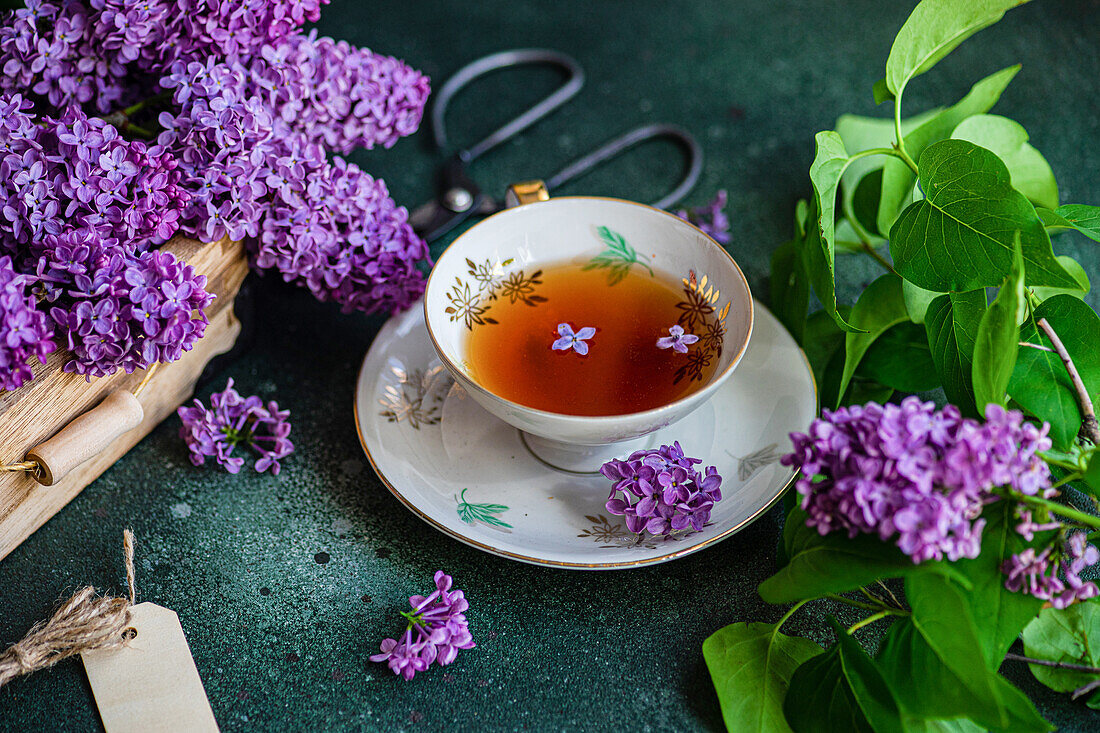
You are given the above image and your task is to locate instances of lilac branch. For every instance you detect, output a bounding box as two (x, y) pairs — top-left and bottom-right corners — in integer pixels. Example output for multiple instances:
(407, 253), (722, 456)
(1005, 652), (1100, 675)
(1036, 318), (1100, 445)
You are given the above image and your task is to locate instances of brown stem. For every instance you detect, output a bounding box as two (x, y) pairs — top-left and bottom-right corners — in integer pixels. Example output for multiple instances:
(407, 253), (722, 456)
(1036, 318), (1100, 445)
(1073, 678), (1100, 700)
(1005, 652), (1100, 675)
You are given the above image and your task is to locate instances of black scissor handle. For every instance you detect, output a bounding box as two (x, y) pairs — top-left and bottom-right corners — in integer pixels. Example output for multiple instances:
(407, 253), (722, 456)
(543, 124), (703, 210)
(430, 49), (585, 163)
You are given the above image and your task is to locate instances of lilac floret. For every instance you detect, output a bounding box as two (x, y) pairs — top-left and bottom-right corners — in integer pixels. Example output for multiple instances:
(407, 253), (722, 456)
(371, 571), (475, 680)
(552, 322), (596, 355)
(782, 397), (1053, 564)
(0, 255), (55, 389)
(602, 442), (722, 536)
(675, 190), (731, 245)
(1002, 531), (1100, 609)
(177, 377), (294, 475)
(656, 324), (699, 354)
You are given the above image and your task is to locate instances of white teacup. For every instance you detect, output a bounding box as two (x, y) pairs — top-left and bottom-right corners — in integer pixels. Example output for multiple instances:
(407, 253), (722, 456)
(423, 190), (753, 472)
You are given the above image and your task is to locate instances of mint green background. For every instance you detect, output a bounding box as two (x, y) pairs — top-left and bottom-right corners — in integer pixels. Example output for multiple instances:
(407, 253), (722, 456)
(2, 1), (1099, 730)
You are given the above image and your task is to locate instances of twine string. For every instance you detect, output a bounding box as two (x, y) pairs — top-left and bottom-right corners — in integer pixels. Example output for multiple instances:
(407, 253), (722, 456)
(0, 530), (137, 688)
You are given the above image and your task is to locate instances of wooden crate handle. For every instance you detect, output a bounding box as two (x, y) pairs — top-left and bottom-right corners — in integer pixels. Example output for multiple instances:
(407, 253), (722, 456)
(26, 390), (145, 486)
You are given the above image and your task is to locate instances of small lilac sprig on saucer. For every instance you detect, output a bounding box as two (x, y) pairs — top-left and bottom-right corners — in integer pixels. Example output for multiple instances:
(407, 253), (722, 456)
(656, 325), (699, 354)
(371, 571), (475, 680)
(675, 190), (731, 245)
(177, 378), (294, 475)
(601, 442), (723, 536)
(552, 322), (596, 355)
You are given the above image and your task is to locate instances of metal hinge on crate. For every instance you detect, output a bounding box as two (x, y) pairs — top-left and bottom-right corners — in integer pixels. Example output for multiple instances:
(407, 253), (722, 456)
(0, 365), (158, 486)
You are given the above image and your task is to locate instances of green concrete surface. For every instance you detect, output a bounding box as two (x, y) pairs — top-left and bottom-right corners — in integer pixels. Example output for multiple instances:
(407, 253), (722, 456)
(2, 0), (1099, 730)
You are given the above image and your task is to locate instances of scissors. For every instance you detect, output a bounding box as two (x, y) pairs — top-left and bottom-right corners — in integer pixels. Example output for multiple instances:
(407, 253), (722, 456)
(408, 49), (703, 243)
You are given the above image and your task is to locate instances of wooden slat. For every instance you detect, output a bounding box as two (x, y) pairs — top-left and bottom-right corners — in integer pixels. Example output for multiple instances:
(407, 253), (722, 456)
(0, 236), (249, 560)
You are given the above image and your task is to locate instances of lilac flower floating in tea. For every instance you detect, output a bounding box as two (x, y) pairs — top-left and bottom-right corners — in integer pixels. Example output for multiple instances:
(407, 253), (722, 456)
(552, 322), (596, 355)
(371, 571), (475, 680)
(656, 325), (699, 354)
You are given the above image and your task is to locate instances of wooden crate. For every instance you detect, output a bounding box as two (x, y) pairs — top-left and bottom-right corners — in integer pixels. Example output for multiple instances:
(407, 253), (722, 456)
(0, 235), (249, 561)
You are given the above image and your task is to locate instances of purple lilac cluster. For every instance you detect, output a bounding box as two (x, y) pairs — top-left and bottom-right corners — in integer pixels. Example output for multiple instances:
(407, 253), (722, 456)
(675, 189), (731, 245)
(248, 30), (431, 154)
(0, 1), (432, 388)
(51, 248), (213, 376)
(1003, 531), (1100, 609)
(601, 442), (723, 536)
(177, 377), (293, 474)
(371, 571), (475, 680)
(0, 93), (207, 378)
(159, 54), (429, 313)
(0, 0), (326, 113)
(0, 256), (54, 389)
(782, 398), (1053, 563)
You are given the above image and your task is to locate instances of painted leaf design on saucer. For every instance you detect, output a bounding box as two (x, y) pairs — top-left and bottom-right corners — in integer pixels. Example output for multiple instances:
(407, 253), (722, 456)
(455, 488), (512, 529)
(378, 361), (453, 429)
(731, 443), (782, 482)
(582, 226), (654, 285)
(576, 514), (709, 550)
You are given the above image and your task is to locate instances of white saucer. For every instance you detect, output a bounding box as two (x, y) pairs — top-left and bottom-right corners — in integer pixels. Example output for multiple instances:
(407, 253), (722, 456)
(354, 299), (817, 569)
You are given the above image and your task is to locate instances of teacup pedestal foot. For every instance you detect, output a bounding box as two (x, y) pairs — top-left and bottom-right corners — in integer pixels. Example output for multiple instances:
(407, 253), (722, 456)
(519, 432), (656, 474)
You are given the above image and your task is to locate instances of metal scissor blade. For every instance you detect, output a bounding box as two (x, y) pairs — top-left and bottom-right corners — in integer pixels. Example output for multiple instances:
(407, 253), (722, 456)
(408, 199), (445, 235)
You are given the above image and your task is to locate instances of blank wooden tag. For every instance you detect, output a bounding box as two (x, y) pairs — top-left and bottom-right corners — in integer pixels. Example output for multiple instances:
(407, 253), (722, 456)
(81, 603), (219, 733)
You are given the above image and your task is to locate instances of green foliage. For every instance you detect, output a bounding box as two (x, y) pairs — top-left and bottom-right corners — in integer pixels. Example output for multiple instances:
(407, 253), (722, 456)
(742, 1), (1100, 731)
(890, 139), (1075, 293)
(760, 506), (962, 605)
(703, 622), (824, 732)
(1021, 603), (1100, 706)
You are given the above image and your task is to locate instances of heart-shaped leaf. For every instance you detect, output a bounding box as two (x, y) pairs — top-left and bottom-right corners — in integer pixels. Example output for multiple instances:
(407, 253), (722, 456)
(806, 132), (861, 332)
(878, 65), (1019, 235)
(1021, 603), (1100, 694)
(890, 139), (1076, 292)
(952, 114), (1058, 209)
(703, 622), (824, 733)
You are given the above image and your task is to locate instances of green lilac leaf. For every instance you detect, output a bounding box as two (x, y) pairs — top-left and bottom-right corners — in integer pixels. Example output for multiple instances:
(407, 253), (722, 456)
(1009, 295), (1100, 450)
(924, 289), (987, 416)
(834, 218), (871, 254)
(831, 619), (907, 733)
(1021, 603), (1100, 694)
(949, 502), (1044, 668)
(838, 274), (909, 405)
(801, 309), (848, 390)
(890, 139), (1076, 292)
(850, 168), (884, 239)
(877, 618), (1052, 732)
(807, 131), (861, 332)
(759, 506), (963, 604)
(878, 64), (1020, 236)
(952, 114), (1058, 209)
(972, 238), (1024, 410)
(1083, 452), (1100, 494)
(872, 77), (894, 104)
(857, 322), (940, 393)
(884, 0), (1030, 97)
(904, 572), (1052, 732)
(840, 380), (894, 409)
(771, 237), (810, 342)
(903, 279), (940, 325)
(783, 642), (875, 733)
(1038, 204), (1100, 243)
(702, 621), (824, 733)
(1032, 256), (1090, 301)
